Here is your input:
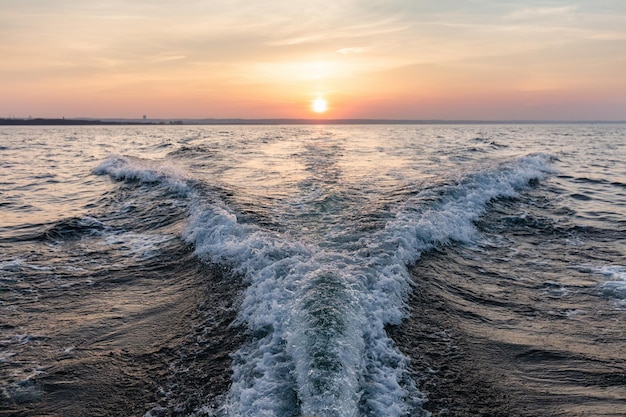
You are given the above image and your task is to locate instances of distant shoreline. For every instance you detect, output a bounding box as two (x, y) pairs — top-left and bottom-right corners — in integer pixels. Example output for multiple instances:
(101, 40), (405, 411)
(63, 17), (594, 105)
(0, 118), (152, 126)
(1, 117), (624, 126)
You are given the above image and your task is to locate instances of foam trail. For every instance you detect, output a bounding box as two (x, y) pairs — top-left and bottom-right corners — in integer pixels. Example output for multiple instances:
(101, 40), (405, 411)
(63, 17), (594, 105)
(183, 203), (416, 416)
(289, 263), (365, 417)
(95, 152), (554, 416)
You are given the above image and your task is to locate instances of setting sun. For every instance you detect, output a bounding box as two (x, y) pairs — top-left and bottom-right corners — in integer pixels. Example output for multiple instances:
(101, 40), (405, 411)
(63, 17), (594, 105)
(312, 98), (328, 113)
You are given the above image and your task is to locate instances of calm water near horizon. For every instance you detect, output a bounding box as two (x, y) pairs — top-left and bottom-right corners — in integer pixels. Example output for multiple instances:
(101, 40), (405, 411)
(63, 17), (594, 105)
(1, 124), (625, 416)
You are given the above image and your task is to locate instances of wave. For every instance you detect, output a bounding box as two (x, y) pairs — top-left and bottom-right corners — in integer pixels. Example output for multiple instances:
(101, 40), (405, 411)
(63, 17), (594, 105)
(93, 154), (191, 195)
(40, 216), (110, 241)
(94, 152), (554, 417)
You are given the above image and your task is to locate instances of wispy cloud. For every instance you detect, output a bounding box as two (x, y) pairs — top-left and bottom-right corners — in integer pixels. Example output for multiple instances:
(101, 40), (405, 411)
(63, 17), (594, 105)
(336, 47), (368, 54)
(505, 5), (579, 21)
(267, 18), (407, 46)
(586, 31), (626, 40)
(150, 55), (187, 63)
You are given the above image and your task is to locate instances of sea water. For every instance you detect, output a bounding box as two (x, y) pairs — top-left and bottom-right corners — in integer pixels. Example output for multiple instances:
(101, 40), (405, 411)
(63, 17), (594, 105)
(1, 124), (625, 416)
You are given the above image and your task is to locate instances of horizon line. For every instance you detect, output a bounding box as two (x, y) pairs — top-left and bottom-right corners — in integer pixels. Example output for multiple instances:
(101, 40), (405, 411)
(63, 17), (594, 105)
(1, 116), (625, 126)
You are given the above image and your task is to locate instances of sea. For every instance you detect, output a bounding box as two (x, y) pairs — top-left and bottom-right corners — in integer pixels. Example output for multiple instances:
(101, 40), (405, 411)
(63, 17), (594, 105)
(1, 124), (625, 417)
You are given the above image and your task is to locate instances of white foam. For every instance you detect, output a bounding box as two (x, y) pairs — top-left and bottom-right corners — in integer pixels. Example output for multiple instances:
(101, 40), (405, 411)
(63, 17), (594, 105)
(595, 265), (626, 300)
(565, 309), (587, 318)
(0, 259), (51, 272)
(101, 231), (175, 260)
(93, 154), (191, 195)
(182, 153), (552, 416)
(95, 152), (554, 416)
(0, 259), (24, 272)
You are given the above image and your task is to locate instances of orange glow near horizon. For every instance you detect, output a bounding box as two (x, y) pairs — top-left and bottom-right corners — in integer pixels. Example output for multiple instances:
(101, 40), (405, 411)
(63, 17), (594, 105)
(0, 2), (625, 120)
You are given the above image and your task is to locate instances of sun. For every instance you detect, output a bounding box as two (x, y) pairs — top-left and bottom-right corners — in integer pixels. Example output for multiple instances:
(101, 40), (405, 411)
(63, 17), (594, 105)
(311, 97), (328, 113)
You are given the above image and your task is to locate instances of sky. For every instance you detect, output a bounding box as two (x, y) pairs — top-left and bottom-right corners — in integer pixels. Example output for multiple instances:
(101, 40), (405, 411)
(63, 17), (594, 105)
(1, 0), (625, 120)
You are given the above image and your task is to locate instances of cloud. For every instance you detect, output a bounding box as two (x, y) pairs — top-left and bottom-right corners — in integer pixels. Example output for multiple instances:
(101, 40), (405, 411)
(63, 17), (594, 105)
(266, 18), (407, 46)
(150, 55), (187, 63)
(336, 47), (368, 54)
(506, 5), (579, 21)
(586, 31), (626, 40)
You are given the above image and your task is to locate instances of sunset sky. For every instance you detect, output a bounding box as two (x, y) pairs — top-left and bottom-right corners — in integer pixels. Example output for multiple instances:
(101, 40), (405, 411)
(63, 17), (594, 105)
(1, 1), (625, 120)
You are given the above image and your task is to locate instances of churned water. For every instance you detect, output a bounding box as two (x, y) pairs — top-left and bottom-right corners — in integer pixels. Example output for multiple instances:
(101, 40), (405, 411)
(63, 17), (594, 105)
(1, 124), (625, 416)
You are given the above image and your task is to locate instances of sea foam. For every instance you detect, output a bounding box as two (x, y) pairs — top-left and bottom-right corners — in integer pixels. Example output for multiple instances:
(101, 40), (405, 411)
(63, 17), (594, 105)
(95, 152), (554, 417)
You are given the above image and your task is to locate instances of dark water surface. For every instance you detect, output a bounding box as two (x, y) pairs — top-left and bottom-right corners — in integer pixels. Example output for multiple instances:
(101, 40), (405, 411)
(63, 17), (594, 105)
(1, 124), (625, 416)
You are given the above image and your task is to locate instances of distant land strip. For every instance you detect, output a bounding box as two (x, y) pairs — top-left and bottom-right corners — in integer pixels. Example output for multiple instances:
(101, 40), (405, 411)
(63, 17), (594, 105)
(0, 118), (153, 126)
(1, 117), (624, 126)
